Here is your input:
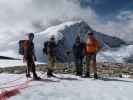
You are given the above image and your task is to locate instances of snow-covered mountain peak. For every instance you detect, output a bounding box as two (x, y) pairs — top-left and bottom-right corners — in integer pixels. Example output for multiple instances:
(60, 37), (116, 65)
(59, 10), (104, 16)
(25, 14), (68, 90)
(34, 20), (126, 62)
(0, 20), (131, 63)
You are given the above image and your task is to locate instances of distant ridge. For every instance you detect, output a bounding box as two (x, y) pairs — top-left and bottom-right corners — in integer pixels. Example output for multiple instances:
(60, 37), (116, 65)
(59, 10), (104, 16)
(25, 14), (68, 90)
(0, 56), (17, 60)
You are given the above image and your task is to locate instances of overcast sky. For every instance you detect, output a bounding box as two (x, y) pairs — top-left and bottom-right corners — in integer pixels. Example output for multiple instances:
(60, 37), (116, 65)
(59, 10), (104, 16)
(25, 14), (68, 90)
(80, 0), (133, 18)
(80, 0), (133, 41)
(0, 0), (133, 51)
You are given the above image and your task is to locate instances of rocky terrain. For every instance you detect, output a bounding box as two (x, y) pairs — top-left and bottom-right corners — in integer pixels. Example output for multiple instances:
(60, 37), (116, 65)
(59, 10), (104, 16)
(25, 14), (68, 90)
(0, 62), (133, 78)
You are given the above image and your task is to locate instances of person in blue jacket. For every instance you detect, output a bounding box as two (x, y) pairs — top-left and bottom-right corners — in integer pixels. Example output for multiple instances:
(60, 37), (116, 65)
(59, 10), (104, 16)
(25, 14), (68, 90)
(72, 35), (86, 76)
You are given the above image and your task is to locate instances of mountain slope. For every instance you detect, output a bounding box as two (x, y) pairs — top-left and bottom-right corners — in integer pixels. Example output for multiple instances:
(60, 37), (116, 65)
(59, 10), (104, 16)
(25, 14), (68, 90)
(0, 20), (128, 63)
(34, 20), (126, 62)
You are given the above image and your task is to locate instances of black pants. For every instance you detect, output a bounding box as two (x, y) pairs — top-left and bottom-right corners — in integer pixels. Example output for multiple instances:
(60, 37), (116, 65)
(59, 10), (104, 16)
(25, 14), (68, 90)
(26, 58), (38, 78)
(74, 58), (83, 75)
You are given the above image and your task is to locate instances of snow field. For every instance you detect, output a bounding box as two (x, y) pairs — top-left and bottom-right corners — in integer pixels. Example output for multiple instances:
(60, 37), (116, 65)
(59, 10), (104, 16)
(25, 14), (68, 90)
(0, 73), (132, 100)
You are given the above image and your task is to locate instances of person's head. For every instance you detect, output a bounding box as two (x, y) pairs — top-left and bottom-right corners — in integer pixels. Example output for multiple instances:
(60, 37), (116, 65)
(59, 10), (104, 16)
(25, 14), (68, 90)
(75, 35), (81, 43)
(50, 35), (55, 42)
(28, 33), (34, 41)
(88, 32), (94, 38)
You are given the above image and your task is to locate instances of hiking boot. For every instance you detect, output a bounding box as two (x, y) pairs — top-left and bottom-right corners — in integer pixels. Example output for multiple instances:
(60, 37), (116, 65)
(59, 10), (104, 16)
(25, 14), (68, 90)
(76, 71), (82, 76)
(119, 74), (122, 78)
(47, 70), (55, 78)
(33, 76), (41, 80)
(83, 72), (90, 78)
(94, 73), (98, 79)
(47, 72), (56, 78)
(47, 74), (55, 78)
(26, 74), (31, 78)
(76, 73), (80, 76)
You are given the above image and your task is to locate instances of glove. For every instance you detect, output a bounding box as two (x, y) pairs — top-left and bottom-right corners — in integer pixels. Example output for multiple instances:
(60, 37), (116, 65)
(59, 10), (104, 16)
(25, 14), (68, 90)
(33, 56), (37, 61)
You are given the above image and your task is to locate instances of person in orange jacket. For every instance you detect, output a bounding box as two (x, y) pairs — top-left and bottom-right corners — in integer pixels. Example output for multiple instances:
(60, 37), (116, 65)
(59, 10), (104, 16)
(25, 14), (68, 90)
(85, 32), (101, 79)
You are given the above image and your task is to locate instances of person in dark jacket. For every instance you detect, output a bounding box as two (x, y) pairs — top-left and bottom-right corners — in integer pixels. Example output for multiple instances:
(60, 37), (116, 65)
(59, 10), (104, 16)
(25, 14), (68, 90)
(46, 36), (57, 77)
(23, 33), (40, 80)
(73, 35), (85, 76)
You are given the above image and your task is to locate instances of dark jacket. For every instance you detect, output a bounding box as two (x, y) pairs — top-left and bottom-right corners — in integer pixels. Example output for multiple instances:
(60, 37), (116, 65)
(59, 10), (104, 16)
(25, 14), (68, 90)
(72, 42), (85, 59)
(43, 41), (48, 55)
(47, 41), (57, 57)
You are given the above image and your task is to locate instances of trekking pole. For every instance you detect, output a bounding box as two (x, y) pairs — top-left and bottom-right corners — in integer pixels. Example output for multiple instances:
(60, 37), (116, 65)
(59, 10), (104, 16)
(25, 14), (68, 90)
(82, 57), (86, 76)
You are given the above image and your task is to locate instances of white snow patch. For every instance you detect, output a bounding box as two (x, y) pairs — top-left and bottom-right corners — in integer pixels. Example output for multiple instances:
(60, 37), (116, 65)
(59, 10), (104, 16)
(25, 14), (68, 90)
(0, 73), (132, 100)
(0, 60), (45, 68)
(97, 45), (133, 63)
(0, 50), (22, 59)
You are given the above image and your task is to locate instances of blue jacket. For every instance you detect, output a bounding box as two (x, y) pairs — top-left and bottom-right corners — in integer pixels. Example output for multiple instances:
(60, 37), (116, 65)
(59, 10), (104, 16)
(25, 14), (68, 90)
(72, 42), (85, 59)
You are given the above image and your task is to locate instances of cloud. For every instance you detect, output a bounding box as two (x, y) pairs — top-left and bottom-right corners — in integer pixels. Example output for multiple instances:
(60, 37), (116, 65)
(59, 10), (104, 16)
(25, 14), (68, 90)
(0, 0), (97, 51)
(93, 10), (133, 42)
(0, 0), (133, 53)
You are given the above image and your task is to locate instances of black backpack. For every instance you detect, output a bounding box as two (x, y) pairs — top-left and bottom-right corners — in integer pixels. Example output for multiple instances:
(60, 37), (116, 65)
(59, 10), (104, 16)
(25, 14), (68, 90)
(19, 40), (25, 55)
(43, 41), (48, 55)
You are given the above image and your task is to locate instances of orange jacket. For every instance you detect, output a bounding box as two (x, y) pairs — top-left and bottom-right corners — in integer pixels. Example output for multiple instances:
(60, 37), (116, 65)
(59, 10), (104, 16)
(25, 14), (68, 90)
(23, 40), (29, 49)
(85, 38), (100, 54)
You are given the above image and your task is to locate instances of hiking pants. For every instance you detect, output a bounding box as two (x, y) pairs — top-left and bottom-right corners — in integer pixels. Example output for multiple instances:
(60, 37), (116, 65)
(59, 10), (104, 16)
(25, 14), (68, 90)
(47, 55), (56, 71)
(74, 58), (83, 75)
(26, 58), (38, 78)
(86, 54), (97, 74)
